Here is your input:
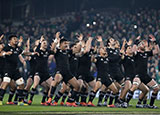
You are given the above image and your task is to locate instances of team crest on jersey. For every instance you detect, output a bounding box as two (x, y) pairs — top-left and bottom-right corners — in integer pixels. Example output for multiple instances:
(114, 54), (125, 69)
(74, 58), (77, 60)
(110, 50), (113, 53)
(140, 53), (147, 58)
(113, 52), (117, 55)
(98, 78), (101, 81)
(43, 55), (47, 57)
(101, 58), (103, 61)
(14, 51), (18, 54)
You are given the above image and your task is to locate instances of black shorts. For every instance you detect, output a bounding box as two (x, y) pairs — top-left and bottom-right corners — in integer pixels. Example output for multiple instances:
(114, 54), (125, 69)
(55, 70), (74, 84)
(125, 74), (136, 82)
(35, 72), (51, 84)
(4, 69), (22, 81)
(138, 73), (152, 85)
(110, 71), (124, 83)
(28, 70), (35, 80)
(78, 72), (95, 83)
(0, 71), (3, 79)
(96, 72), (108, 82)
(97, 73), (113, 87)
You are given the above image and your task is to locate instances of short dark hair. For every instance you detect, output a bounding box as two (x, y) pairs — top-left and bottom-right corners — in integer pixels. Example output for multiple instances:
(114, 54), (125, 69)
(106, 38), (111, 47)
(8, 35), (17, 41)
(60, 38), (67, 44)
(70, 43), (76, 48)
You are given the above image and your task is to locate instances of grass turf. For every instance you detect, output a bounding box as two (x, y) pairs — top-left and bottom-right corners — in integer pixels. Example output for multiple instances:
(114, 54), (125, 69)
(0, 94), (160, 114)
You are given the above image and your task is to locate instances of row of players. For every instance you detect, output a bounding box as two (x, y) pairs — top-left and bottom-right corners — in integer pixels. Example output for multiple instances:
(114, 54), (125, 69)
(0, 33), (159, 108)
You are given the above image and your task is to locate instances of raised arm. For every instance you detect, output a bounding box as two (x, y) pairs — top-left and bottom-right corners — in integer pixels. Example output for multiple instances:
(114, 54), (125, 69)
(96, 36), (104, 48)
(84, 37), (93, 53)
(0, 34), (4, 42)
(50, 32), (61, 53)
(132, 35), (141, 54)
(18, 36), (23, 47)
(120, 39), (127, 54)
(149, 34), (159, 55)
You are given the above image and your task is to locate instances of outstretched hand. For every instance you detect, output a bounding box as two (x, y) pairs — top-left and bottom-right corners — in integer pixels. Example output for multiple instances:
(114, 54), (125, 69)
(0, 34), (4, 41)
(96, 36), (103, 42)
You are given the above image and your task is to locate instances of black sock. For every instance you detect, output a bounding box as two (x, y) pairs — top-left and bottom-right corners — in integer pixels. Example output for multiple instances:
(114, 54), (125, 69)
(104, 91), (110, 103)
(49, 86), (56, 98)
(0, 89), (6, 101)
(114, 92), (119, 104)
(41, 92), (48, 103)
(70, 90), (78, 102)
(143, 99), (147, 105)
(8, 90), (15, 102)
(21, 90), (26, 101)
(14, 90), (19, 102)
(98, 91), (105, 103)
(23, 90), (28, 99)
(126, 90), (134, 103)
(75, 92), (80, 103)
(81, 92), (88, 103)
(119, 98), (125, 104)
(108, 93), (115, 105)
(150, 93), (157, 106)
(137, 98), (143, 104)
(62, 91), (69, 102)
(54, 91), (63, 102)
(88, 91), (96, 102)
(30, 88), (36, 101)
(17, 89), (24, 102)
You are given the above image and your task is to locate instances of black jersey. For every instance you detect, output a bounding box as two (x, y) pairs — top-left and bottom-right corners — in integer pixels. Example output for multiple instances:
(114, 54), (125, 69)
(77, 51), (92, 75)
(121, 55), (136, 77)
(3, 44), (23, 70)
(28, 49), (37, 74)
(54, 49), (70, 72)
(107, 48), (121, 73)
(35, 48), (54, 73)
(68, 51), (79, 76)
(0, 56), (5, 74)
(135, 51), (153, 75)
(95, 55), (109, 74)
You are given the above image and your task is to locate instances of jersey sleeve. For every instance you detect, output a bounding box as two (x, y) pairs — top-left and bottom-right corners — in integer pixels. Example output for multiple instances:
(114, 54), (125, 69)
(3, 45), (10, 52)
(49, 50), (55, 55)
(35, 43), (41, 52)
(18, 47), (23, 54)
(146, 51), (153, 57)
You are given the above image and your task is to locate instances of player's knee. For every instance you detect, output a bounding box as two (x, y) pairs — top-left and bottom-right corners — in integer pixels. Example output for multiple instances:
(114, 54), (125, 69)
(75, 84), (80, 91)
(16, 77), (24, 85)
(112, 87), (118, 94)
(133, 80), (140, 86)
(142, 87), (149, 94)
(121, 82), (125, 88)
(3, 77), (11, 83)
(81, 85), (87, 93)
(152, 84), (159, 93)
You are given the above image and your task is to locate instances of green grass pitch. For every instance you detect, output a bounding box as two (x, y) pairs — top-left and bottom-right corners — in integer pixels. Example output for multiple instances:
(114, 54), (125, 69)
(0, 94), (160, 114)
